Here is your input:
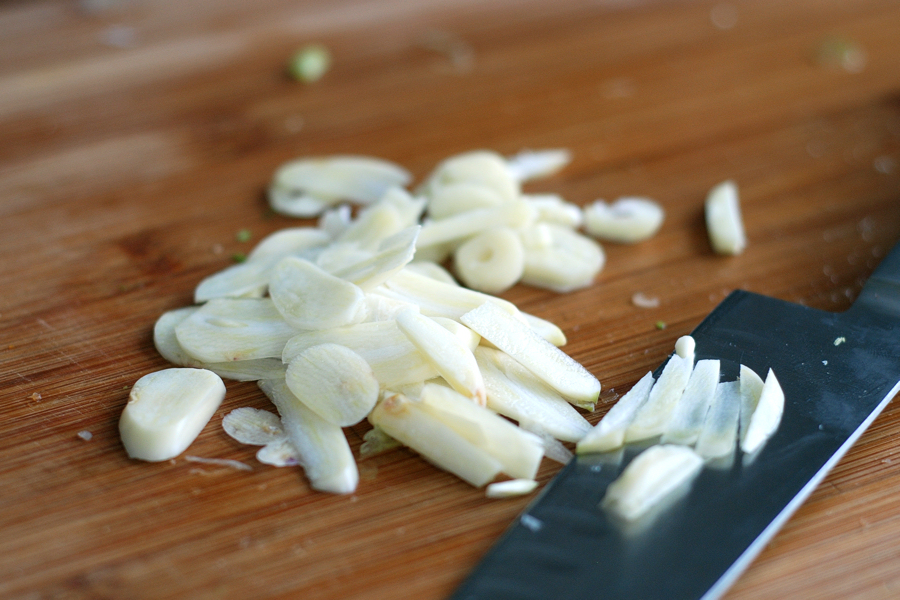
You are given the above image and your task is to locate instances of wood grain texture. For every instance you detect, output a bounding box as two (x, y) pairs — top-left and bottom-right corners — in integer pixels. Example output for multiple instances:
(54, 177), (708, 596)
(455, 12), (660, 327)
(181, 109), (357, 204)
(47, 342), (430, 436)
(1, 0), (899, 598)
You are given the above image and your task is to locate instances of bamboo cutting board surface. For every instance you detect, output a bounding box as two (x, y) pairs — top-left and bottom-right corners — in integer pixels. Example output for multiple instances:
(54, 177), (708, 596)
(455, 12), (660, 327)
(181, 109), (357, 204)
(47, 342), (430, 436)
(2, 0), (900, 598)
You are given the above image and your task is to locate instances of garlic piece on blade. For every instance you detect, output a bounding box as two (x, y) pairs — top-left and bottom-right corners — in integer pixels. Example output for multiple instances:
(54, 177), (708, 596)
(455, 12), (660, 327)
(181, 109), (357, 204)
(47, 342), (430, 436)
(577, 371), (655, 454)
(602, 445), (703, 522)
(740, 368), (784, 454)
(119, 368), (226, 462)
(486, 479), (539, 499)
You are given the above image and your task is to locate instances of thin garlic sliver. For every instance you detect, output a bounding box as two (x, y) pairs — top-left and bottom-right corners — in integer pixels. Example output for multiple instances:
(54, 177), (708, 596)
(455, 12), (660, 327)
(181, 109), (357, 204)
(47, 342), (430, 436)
(740, 368), (784, 454)
(602, 444), (703, 521)
(462, 301), (601, 407)
(269, 256), (368, 330)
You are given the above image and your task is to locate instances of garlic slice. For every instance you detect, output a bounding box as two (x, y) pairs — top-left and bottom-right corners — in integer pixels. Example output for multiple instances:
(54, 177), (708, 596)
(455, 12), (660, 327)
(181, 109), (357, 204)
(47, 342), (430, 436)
(740, 367), (784, 454)
(155, 306), (288, 381)
(379, 267), (522, 321)
(661, 359), (720, 446)
(174, 298), (297, 363)
(246, 227), (332, 262)
(625, 354), (694, 443)
(285, 343), (379, 427)
(269, 155), (411, 216)
(269, 256), (368, 330)
(259, 378), (358, 494)
(462, 301), (601, 407)
(222, 407), (285, 445)
(119, 368), (226, 462)
(705, 180), (746, 255)
(476, 347), (592, 443)
(369, 393), (503, 487)
(426, 182), (506, 220)
(327, 225), (419, 290)
(505, 148), (571, 183)
(519, 223), (605, 292)
(423, 150), (520, 203)
(486, 479), (539, 499)
(524, 193), (583, 228)
(396, 308), (486, 405)
(695, 380), (742, 459)
(418, 383), (544, 480)
(602, 444), (703, 521)
(583, 197), (664, 243)
(416, 199), (535, 250)
(453, 227), (524, 294)
(282, 320), (438, 389)
(577, 371), (655, 454)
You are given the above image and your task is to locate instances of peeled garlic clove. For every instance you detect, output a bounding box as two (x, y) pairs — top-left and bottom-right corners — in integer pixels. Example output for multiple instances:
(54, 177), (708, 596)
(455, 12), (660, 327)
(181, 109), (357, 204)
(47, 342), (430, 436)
(270, 155), (412, 210)
(423, 150), (520, 203)
(475, 346), (592, 443)
(695, 380), (741, 459)
(222, 407), (285, 445)
(602, 444), (703, 521)
(285, 343), (379, 427)
(462, 301), (601, 407)
(519, 224), (605, 293)
(486, 479), (539, 498)
(625, 354), (694, 443)
(119, 368), (226, 462)
(419, 383), (544, 480)
(259, 378), (358, 494)
(368, 393), (503, 488)
(705, 180), (746, 255)
(396, 308), (486, 405)
(740, 368), (784, 454)
(416, 199), (535, 250)
(453, 227), (524, 294)
(269, 256), (368, 330)
(583, 197), (665, 243)
(577, 371), (655, 454)
(505, 148), (571, 183)
(174, 298), (297, 363)
(426, 182), (506, 220)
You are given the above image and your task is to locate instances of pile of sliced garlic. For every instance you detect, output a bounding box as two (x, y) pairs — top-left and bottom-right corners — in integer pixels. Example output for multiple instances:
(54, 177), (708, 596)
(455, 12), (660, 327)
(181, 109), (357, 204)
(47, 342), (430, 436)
(132, 152), (621, 495)
(120, 148), (758, 508)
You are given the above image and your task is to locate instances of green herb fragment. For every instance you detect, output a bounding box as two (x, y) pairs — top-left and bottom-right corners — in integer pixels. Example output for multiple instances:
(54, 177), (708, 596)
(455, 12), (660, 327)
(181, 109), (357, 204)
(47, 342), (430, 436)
(288, 44), (332, 83)
(232, 253), (247, 263)
(655, 321), (667, 330)
(236, 229), (252, 243)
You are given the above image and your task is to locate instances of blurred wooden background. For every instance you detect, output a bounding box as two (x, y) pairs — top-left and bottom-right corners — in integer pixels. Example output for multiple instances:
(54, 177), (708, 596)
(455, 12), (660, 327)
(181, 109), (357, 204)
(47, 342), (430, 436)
(1, 0), (899, 598)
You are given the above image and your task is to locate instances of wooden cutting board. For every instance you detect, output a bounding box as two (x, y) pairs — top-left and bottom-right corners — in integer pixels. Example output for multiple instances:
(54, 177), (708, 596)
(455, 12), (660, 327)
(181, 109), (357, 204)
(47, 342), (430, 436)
(2, 0), (899, 598)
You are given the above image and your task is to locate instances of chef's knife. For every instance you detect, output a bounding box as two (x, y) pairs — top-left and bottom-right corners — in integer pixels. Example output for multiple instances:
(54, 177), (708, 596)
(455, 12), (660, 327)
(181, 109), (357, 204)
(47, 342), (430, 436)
(451, 240), (900, 600)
